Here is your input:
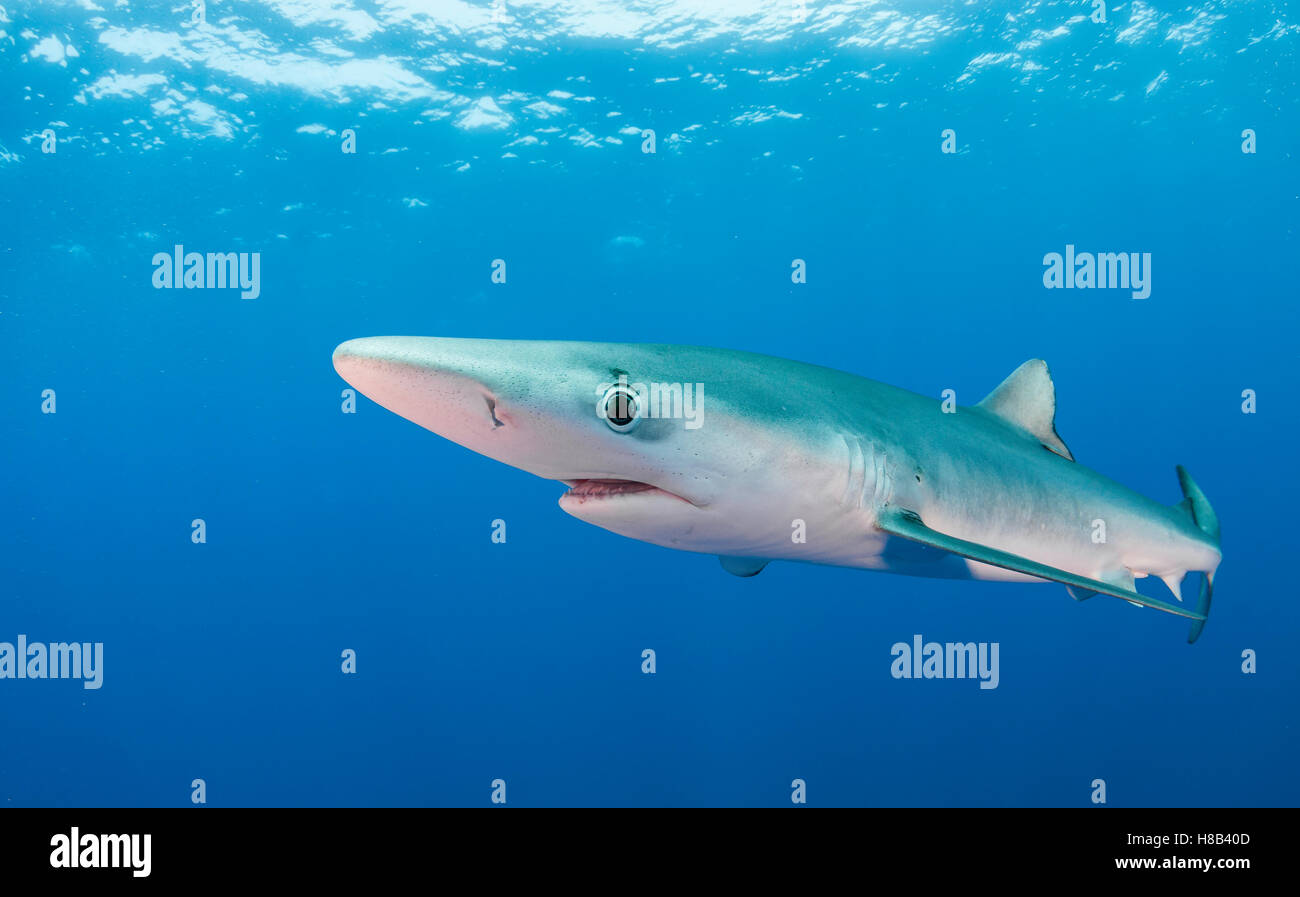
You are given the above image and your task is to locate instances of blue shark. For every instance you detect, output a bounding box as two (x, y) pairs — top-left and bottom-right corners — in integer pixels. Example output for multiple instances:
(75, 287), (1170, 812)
(333, 337), (1222, 642)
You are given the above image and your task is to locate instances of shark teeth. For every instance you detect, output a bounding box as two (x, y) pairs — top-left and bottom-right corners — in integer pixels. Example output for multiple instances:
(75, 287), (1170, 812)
(566, 479), (658, 498)
(561, 479), (695, 506)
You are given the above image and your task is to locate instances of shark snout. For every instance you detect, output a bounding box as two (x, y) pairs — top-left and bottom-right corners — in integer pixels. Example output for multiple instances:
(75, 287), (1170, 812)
(332, 336), (513, 443)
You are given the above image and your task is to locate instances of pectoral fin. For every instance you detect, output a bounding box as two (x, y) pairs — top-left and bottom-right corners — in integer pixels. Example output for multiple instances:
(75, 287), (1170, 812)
(876, 506), (1206, 622)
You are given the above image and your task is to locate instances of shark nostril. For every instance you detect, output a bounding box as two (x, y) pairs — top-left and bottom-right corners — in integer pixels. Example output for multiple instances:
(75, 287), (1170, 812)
(484, 396), (505, 429)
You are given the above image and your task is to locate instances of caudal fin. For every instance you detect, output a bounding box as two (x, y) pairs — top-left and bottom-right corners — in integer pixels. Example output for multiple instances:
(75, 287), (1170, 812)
(1176, 465), (1220, 644)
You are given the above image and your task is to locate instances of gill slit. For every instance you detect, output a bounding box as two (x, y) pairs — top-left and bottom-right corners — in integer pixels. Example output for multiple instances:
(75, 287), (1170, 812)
(841, 434), (891, 512)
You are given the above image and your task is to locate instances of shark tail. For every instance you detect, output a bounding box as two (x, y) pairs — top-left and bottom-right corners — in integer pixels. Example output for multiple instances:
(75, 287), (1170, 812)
(1175, 465), (1219, 644)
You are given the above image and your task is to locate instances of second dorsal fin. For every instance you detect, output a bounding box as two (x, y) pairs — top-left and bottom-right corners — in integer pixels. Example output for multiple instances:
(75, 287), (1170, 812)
(976, 359), (1074, 461)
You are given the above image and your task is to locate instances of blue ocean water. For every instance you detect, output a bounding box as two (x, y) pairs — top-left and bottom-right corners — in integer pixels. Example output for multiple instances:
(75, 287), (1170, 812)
(2, 1), (1296, 808)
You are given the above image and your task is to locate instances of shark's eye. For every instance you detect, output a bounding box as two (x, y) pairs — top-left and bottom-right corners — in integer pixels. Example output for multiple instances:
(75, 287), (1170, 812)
(601, 385), (640, 432)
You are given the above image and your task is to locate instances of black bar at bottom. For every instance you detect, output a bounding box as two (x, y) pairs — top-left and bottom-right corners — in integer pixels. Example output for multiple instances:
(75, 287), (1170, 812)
(0, 808), (1274, 883)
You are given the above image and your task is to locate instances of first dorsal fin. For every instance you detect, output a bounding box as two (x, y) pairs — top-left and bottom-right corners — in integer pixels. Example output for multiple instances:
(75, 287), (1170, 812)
(975, 359), (1074, 461)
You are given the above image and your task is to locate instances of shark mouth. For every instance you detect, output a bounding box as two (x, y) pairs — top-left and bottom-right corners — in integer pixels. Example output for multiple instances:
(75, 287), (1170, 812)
(561, 479), (693, 505)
